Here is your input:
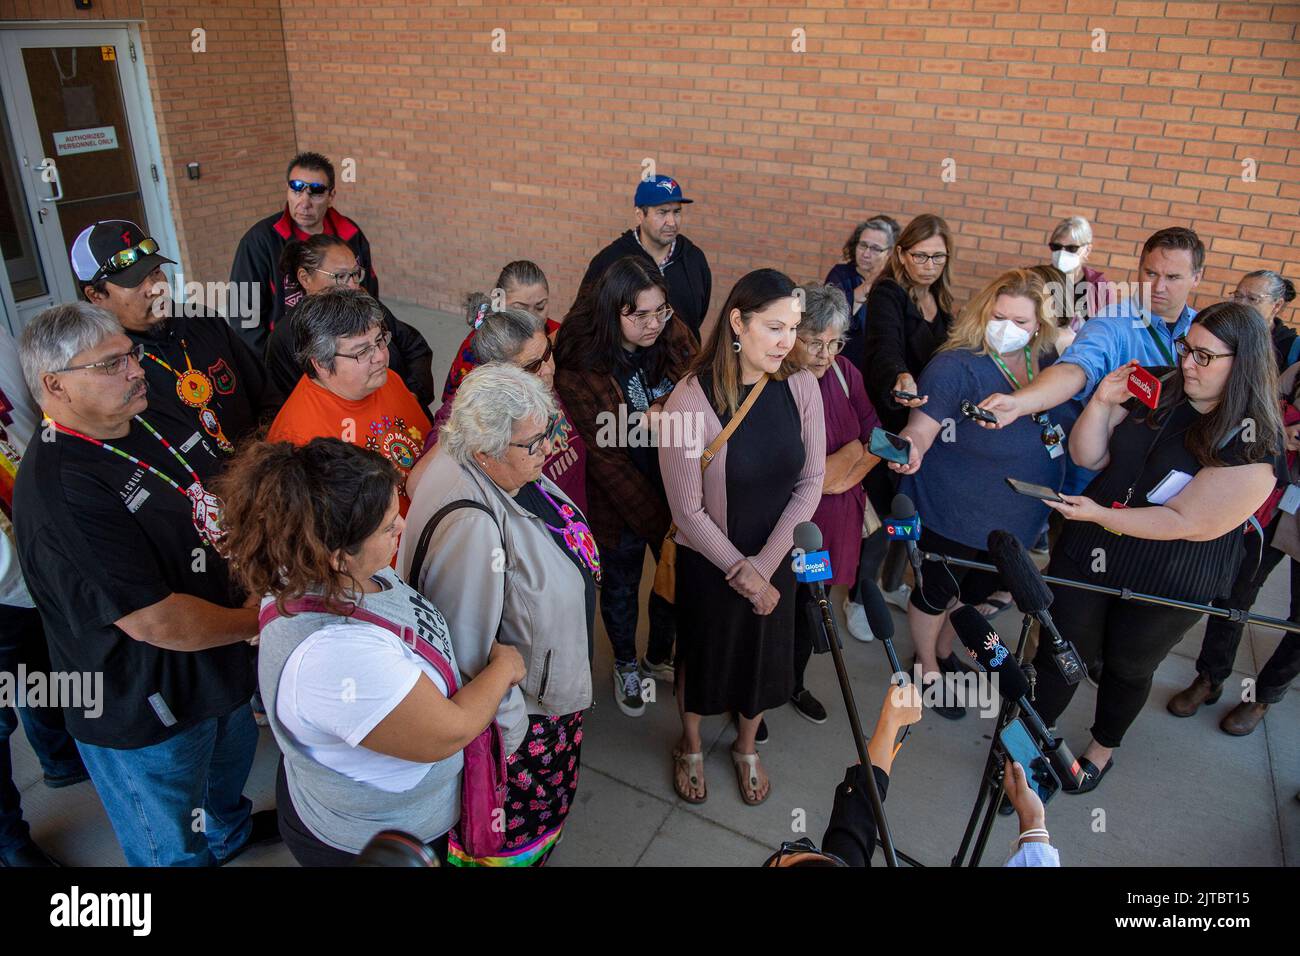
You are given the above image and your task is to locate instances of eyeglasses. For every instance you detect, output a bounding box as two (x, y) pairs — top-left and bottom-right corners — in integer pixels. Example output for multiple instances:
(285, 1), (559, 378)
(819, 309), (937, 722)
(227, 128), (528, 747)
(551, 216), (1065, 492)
(626, 304), (674, 328)
(313, 266), (366, 286)
(1031, 412), (1061, 449)
(334, 329), (392, 364)
(509, 414), (559, 456)
(1048, 242), (1084, 253)
(1175, 336), (1234, 367)
(1230, 290), (1271, 307)
(907, 252), (949, 266)
(798, 335), (846, 357)
(288, 179), (330, 196)
(95, 238), (159, 279)
(856, 241), (889, 255)
(520, 338), (553, 375)
(55, 342), (145, 376)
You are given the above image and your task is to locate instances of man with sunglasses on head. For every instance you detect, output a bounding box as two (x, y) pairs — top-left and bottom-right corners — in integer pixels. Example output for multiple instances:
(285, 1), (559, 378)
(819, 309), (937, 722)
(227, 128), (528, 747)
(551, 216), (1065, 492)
(574, 175), (712, 340)
(268, 287), (431, 516)
(230, 151), (380, 355)
(72, 220), (271, 454)
(12, 303), (278, 866)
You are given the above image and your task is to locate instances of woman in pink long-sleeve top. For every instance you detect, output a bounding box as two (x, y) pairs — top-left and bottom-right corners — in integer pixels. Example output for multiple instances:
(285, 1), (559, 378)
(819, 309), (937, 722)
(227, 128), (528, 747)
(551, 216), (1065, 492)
(658, 269), (826, 807)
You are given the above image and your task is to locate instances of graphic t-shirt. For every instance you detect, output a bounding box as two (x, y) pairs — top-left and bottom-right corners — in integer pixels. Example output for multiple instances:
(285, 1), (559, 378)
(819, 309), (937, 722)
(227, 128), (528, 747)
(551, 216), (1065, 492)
(268, 369), (432, 513)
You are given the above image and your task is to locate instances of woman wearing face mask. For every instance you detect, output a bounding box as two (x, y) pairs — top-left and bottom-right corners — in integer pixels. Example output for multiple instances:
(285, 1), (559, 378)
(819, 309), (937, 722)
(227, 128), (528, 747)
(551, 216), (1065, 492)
(659, 269), (825, 805)
(264, 236), (435, 410)
(888, 270), (1072, 718)
(824, 215), (899, 371)
(1046, 216), (1112, 331)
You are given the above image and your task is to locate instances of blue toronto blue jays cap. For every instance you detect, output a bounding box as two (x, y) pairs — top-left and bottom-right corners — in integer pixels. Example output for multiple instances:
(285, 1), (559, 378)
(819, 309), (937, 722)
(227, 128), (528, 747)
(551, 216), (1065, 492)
(634, 175), (694, 207)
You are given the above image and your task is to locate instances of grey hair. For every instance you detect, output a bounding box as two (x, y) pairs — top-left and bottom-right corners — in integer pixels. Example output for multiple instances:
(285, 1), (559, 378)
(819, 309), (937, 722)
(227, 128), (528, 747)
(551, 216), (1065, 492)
(442, 362), (557, 463)
(292, 287), (385, 378)
(1050, 215), (1093, 246)
(1241, 270), (1296, 305)
(800, 284), (851, 338)
(19, 302), (123, 398)
(462, 293), (544, 363)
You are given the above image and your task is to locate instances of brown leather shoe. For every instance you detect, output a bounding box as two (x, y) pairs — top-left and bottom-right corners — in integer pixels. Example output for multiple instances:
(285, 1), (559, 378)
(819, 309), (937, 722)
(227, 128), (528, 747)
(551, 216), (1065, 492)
(1167, 674), (1222, 717)
(1219, 701), (1269, 736)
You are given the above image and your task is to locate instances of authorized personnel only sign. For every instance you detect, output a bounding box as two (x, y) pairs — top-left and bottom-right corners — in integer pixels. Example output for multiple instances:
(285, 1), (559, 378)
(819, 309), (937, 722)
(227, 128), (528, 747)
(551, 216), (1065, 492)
(52, 125), (119, 156)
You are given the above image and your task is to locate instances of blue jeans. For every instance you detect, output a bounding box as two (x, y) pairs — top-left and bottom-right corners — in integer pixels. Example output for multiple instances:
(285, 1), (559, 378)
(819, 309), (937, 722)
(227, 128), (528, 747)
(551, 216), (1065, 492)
(0, 603), (86, 853)
(599, 528), (675, 666)
(77, 703), (258, 866)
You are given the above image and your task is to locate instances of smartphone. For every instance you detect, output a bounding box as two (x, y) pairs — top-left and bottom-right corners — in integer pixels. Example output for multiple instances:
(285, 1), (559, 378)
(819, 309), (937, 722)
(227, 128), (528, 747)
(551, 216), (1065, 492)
(891, 389), (920, 402)
(960, 399), (998, 425)
(1127, 365), (1162, 409)
(1005, 477), (1064, 503)
(869, 427), (912, 465)
(998, 717), (1061, 804)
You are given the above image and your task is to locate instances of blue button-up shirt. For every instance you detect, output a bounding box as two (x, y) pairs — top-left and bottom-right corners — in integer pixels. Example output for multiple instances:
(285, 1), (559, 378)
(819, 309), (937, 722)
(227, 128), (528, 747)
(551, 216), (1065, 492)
(1058, 301), (1197, 400)
(1005, 840), (1061, 867)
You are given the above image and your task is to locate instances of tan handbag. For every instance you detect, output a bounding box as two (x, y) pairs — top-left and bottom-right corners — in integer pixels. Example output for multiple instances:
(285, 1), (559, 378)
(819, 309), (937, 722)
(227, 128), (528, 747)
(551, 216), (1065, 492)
(653, 375), (769, 603)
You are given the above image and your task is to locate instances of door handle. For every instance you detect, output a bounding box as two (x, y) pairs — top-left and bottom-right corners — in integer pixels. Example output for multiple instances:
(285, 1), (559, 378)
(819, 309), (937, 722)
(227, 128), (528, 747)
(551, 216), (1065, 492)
(35, 158), (64, 201)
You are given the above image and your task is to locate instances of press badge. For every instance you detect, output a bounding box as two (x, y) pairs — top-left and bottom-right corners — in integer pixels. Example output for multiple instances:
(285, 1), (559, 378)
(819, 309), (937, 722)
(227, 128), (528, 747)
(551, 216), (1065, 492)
(1280, 484), (1300, 515)
(1045, 424), (1065, 459)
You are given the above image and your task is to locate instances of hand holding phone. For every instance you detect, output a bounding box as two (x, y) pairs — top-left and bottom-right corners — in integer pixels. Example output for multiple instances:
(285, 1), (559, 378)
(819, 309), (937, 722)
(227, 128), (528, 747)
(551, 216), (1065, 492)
(960, 399), (998, 425)
(869, 427), (912, 466)
(891, 373), (927, 407)
(1005, 477), (1064, 503)
(1126, 364), (1162, 409)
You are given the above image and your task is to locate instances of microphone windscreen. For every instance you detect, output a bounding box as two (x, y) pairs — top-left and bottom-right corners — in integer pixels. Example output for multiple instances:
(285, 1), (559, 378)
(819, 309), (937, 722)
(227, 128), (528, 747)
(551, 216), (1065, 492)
(857, 578), (896, 642)
(793, 521), (823, 553)
(987, 530), (1053, 614)
(950, 605), (1032, 701)
(890, 493), (916, 519)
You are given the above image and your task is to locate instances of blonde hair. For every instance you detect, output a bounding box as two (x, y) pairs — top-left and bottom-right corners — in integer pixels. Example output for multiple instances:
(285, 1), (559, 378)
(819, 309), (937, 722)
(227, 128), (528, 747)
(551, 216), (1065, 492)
(941, 269), (1059, 372)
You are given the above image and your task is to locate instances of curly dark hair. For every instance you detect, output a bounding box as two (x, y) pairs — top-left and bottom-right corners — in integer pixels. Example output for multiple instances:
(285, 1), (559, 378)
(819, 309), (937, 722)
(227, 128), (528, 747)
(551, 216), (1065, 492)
(214, 438), (401, 616)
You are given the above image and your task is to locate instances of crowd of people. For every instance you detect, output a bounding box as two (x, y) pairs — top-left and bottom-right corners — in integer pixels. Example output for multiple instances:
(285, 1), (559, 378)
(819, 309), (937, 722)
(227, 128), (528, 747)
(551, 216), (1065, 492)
(0, 149), (1294, 869)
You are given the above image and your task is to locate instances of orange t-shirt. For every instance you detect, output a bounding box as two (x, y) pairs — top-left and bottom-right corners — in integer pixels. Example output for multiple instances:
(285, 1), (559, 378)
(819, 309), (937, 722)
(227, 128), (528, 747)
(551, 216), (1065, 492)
(268, 370), (432, 513)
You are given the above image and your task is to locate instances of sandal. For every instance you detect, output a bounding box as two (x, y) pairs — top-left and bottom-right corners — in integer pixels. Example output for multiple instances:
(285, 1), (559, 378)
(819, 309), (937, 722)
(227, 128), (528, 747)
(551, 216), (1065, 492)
(731, 749), (770, 806)
(672, 748), (707, 804)
(977, 595), (1013, 619)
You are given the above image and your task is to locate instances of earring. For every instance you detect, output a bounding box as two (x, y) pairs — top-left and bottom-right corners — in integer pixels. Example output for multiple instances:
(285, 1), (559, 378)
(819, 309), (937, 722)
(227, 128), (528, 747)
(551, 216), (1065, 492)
(732, 340), (742, 353)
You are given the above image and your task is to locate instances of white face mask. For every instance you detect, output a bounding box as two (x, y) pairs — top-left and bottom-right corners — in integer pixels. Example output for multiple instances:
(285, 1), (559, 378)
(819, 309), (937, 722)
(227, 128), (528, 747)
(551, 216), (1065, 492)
(1052, 248), (1082, 274)
(985, 319), (1032, 354)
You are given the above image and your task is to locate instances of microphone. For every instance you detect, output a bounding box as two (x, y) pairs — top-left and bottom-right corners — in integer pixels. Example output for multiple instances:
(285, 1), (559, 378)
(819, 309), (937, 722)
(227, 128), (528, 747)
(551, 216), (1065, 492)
(884, 493), (924, 597)
(986, 530), (1087, 686)
(950, 605), (1085, 791)
(793, 522), (838, 654)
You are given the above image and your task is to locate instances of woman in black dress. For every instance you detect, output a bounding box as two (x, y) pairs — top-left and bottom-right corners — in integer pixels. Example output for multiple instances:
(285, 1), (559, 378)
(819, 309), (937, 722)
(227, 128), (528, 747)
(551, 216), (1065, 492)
(659, 270), (826, 805)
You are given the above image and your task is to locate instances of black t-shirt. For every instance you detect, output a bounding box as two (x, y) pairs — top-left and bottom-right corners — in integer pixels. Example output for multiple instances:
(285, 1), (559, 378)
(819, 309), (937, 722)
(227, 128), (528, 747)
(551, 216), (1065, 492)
(1062, 396), (1278, 603)
(514, 481), (597, 663)
(13, 414), (256, 747)
(128, 310), (271, 455)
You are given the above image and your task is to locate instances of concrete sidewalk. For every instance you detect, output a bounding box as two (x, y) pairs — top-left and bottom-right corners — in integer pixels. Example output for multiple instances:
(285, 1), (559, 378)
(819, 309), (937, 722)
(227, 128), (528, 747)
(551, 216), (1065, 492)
(9, 299), (1296, 867)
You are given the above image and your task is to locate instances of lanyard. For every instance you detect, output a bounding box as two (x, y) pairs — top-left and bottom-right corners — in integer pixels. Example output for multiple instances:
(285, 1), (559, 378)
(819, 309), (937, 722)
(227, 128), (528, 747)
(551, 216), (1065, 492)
(1116, 401), (1192, 507)
(990, 347), (1034, 391)
(142, 338), (233, 453)
(1141, 316), (1176, 366)
(49, 415), (221, 547)
(533, 481), (601, 583)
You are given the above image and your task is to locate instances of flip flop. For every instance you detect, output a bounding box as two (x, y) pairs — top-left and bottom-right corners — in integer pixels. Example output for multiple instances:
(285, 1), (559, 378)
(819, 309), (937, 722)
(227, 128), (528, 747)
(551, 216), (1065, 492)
(672, 748), (707, 804)
(731, 749), (770, 806)
(978, 596), (1013, 619)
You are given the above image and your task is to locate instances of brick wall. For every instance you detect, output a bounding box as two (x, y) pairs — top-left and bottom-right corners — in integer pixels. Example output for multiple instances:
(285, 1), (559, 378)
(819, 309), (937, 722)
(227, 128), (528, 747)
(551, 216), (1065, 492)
(1, 0), (295, 288)
(273, 0), (1299, 332)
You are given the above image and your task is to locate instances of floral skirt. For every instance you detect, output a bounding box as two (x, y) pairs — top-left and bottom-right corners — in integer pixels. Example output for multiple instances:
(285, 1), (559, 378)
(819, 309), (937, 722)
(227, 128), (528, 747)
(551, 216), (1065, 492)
(447, 710), (584, 867)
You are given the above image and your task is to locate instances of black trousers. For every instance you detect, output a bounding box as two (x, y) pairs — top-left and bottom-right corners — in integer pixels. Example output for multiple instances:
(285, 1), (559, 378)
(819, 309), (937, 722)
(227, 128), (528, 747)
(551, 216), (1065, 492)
(1031, 549), (1203, 749)
(1197, 522), (1300, 703)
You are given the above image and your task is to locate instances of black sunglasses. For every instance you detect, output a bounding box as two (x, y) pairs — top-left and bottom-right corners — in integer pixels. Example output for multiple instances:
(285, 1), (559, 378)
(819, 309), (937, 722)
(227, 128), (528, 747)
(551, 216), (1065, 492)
(288, 179), (331, 196)
(521, 338), (553, 375)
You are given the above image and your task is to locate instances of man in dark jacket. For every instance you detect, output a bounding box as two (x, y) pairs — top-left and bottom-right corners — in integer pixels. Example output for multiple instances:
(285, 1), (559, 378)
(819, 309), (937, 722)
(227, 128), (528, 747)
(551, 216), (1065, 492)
(229, 152), (380, 355)
(72, 220), (272, 452)
(575, 175), (712, 339)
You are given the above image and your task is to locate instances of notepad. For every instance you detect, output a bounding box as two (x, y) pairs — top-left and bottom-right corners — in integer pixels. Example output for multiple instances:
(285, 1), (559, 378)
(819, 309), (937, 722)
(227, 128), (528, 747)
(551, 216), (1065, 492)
(1146, 469), (1193, 505)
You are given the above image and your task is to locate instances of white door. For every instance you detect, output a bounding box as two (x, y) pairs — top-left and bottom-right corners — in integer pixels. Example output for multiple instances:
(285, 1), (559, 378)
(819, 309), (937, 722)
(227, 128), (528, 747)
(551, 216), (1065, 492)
(0, 26), (178, 336)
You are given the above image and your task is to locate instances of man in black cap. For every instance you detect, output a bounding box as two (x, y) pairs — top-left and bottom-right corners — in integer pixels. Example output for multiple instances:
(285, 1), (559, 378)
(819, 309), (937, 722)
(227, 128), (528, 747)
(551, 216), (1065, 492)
(574, 174), (712, 338)
(72, 220), (270, 454)
(229, 151), (380, 355)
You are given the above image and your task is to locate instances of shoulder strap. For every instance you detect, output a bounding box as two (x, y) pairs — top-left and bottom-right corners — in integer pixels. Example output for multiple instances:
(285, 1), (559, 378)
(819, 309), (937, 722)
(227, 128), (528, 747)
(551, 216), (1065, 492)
(700, 373), (768, 469)
(257, 597), (460, 693)
(830, 359), (851, 399)
(406, 499), (500, 591)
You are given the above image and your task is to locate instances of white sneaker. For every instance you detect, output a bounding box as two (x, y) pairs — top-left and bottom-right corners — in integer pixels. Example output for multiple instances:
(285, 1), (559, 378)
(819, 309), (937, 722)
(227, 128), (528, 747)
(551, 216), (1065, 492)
(883, 582), (911, 611)
(842, 599), (875, 642)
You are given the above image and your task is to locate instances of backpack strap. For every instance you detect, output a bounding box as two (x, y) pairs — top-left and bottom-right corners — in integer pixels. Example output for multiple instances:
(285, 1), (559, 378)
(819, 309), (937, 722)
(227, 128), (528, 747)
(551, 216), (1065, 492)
(258, 597), (461, 694)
